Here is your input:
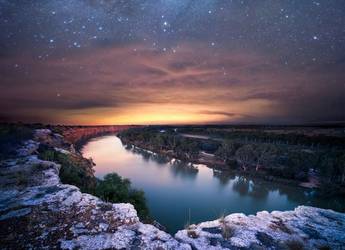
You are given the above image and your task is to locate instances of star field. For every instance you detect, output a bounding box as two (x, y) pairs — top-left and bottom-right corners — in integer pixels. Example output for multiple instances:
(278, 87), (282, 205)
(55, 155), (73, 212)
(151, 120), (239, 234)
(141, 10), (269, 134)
(0, 0), (344, 124)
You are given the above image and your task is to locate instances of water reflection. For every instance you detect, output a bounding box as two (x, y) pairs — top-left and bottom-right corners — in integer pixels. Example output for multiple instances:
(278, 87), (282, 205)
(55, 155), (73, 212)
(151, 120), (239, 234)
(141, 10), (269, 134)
(212, 170), (236, 186)
(169, 163), (198, 180)
(82, 135), (345, 233)
(124, 144), (199, 179)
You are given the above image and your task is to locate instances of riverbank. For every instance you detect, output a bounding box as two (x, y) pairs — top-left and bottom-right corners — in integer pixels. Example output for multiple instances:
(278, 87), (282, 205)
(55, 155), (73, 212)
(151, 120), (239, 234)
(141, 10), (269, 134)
(1, 125), (345, 249)
(118, 126), (345, 195)
(120, 139), (313, 191)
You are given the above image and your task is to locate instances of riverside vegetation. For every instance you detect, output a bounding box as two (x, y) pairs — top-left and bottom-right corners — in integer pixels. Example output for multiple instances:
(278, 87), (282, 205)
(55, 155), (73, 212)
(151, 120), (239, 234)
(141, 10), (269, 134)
(119, 125), (345, 195)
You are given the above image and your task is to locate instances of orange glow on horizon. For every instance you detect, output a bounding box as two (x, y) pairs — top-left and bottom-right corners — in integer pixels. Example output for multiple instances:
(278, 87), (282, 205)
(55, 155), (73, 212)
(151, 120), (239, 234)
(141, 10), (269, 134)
(54, 100), (273, 125)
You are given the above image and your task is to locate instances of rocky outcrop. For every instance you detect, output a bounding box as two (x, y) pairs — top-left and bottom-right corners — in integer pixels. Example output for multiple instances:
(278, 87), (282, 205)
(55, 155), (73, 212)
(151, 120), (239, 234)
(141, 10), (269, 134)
(1, 128), (345, 249)
(175, 206), (345, 249)
(0, 129), (189, 249)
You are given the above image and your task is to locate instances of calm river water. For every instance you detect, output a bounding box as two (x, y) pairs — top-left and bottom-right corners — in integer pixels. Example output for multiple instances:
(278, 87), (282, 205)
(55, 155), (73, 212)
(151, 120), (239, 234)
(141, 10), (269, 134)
(81, 135), (344, 233)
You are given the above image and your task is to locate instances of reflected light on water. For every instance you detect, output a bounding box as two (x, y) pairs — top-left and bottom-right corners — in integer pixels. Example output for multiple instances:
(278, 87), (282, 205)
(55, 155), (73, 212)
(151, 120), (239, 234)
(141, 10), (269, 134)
(81, 135), (342, 233)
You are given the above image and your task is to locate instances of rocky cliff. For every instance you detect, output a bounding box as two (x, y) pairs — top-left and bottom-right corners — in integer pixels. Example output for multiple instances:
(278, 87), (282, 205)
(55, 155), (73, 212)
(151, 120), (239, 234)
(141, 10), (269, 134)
(0, 129), (188, 249)
(59, 125), (138, 145)
(0, 128), (344, 249)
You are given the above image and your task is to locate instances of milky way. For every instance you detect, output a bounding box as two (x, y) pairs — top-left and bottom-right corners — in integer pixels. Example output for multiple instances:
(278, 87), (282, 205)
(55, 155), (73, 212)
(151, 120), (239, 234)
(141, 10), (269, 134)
(0, 0), (344, 124)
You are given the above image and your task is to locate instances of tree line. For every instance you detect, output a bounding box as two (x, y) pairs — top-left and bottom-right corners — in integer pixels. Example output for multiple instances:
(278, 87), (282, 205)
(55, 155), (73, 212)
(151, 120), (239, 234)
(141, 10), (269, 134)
(119, 126), (345, 187)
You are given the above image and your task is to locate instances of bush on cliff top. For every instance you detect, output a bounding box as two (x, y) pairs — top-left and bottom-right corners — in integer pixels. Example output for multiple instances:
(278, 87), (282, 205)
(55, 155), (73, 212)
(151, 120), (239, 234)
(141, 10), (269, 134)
(38, 146), (150, 219)
(38, 145), (96, 193)
(95, 173), (149, 219)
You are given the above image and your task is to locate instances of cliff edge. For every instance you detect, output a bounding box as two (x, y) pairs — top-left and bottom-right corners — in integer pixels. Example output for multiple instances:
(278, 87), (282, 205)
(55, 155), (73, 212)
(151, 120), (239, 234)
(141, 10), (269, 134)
(0, 129), (344, 249)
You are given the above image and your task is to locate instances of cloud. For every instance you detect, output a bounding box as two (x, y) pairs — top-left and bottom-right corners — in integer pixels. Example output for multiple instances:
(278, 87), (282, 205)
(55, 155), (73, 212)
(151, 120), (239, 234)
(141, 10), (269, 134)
(198, 110), (237, 117)
(198, 110), (256, 119)
(0, 41), (344, 124)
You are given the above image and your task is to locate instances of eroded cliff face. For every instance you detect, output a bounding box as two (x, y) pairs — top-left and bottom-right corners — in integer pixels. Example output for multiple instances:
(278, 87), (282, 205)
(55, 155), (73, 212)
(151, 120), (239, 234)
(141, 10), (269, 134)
(0, 128), (344, 250)
(59, 125), (138, 145)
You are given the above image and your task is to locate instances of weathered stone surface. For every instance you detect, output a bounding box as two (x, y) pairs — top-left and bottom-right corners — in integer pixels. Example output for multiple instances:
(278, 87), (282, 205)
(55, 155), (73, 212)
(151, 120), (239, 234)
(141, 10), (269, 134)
(1, 128), (344, 249)
(0, 129), (189, 249)
(175, 207), (345, 249)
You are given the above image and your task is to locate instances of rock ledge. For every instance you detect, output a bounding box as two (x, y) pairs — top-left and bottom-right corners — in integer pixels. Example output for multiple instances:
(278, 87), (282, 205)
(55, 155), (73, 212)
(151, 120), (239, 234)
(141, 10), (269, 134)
(0, 129), (344, 249)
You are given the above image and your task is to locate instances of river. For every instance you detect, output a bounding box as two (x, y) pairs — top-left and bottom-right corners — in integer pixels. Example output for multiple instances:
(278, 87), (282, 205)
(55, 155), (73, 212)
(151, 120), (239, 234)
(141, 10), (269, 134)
(81, 135), (344, 233)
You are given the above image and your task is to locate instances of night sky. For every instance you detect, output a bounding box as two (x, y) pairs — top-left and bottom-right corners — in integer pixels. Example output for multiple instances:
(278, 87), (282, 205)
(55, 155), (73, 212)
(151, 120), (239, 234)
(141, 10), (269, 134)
(0, 0), (344, 125)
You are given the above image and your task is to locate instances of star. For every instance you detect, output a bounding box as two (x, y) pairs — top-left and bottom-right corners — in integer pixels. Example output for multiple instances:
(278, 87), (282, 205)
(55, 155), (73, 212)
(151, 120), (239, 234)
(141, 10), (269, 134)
(0, 0), (344, 125)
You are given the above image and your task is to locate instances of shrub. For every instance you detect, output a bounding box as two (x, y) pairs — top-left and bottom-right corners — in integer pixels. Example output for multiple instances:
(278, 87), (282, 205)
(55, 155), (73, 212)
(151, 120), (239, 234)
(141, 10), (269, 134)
(95, 173), (150, 219)
(39, 147), (150, 219)
(38, 145), (96, 193)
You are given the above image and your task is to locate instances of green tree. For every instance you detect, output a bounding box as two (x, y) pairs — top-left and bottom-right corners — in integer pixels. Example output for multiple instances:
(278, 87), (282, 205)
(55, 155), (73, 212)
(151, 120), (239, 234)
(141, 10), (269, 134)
(319, 150), (345, 184)
(255, 144), (279, 170)
(235, 144), (257, 170)
(95, 173), (149, 219)
(215, 140), (241, 161)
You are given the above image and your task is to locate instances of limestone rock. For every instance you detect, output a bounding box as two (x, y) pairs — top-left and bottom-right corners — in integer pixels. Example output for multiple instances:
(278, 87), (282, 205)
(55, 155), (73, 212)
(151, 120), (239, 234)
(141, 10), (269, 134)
(1, 128), (344, 249)
(0, 129), (189, 249)
(175, 206), (345, 250)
